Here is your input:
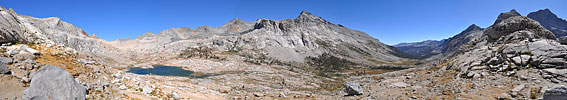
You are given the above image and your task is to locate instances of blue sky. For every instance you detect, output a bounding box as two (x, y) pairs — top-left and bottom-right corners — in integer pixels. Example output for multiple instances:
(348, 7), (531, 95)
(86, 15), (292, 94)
(1, 0), (566, 45)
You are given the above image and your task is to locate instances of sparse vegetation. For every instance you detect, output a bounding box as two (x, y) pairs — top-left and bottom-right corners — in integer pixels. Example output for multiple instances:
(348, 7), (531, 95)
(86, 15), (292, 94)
(179, 46), (225, 60)
(305, 52), (356, 77)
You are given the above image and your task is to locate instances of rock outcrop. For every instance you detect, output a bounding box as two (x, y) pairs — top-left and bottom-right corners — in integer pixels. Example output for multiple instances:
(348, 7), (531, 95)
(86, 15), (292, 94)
(559, 36), (567, 44)
(485, 16), (555, 41)
(0, 62), (9, 74)
(528, 9), (567, 37)
(494, 9), (522, 25)
(22, 65), (86, 100)
(542, 85), (567, 100)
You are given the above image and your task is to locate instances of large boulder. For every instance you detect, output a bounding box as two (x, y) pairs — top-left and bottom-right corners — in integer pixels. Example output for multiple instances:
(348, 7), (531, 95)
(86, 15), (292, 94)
(0, 62), (9, 74)
(22, 65), (86, 100)
(541, 85), (567, 100)
(0, 57), (13, 64)
(485, 16), (556, 41)
(558, 36), (567, 44)
(343, 83), (363, 95)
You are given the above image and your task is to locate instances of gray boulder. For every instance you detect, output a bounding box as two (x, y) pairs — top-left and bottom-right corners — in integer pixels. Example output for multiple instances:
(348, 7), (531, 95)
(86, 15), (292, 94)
(22, 65), (86, 100)
(344, 83), (363, 95)
(558, 36), (567, 44)
(512, 55), (531, 66)
(541, 85), (567, 100)
(172, 91), (180, 99)
(0, 57), (13, 64)
(0, 62), (9, 74)
(142, 86), (152, 94)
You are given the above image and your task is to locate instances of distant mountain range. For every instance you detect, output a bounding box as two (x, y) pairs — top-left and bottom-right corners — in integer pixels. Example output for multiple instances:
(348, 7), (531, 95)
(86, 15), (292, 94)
(394, 9), (567, 59)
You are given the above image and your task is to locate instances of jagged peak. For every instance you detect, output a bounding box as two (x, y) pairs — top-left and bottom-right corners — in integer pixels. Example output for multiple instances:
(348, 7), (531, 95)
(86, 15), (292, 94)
(221, 18), (245, 27)
(463, 24), (482, 32)
(508, 9), (520, 15)
(528, 8), (558, 18)
(494, 9), (522, 25)
(299, 10), (313, 16)
(295, 10), (331, 24)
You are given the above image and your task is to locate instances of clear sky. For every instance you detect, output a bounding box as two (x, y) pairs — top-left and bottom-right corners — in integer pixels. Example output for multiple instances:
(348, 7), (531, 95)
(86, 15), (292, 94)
(0, 0), (566, 45)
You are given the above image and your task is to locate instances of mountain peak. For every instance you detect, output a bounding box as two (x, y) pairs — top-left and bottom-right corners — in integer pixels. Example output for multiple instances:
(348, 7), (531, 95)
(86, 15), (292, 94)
(464, 24), (481, 32)
(509, 9), (519, 14)
(528, 8), (558, 19)
(494, 9), (522, 25)
(228, 18), (244, 23)
(221, 18), (245, 28)
(527, 8), (567, 37)
(295, 10), (331, 24)
(299, 10), (312, 16)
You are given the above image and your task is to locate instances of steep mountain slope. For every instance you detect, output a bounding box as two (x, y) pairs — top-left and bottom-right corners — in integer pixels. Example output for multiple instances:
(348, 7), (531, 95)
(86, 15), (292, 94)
(115, 11), (410, 66)
(528, 9), (567, 37)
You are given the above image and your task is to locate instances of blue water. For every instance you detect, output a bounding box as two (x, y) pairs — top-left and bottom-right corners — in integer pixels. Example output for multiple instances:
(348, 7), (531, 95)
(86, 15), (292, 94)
(127, 65), (221, 78)
(127, 65), (195, 77)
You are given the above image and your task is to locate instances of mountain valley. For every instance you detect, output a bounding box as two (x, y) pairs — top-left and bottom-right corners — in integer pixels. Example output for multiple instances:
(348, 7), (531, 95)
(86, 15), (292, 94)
(0, 5), (567, 100)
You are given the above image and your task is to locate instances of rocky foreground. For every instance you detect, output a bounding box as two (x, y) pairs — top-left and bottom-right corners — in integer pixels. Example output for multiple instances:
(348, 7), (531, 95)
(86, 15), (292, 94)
(1, 5), (567, 100)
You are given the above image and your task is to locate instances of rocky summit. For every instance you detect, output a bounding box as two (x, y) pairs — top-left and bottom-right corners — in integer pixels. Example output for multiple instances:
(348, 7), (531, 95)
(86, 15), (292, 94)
(0, 3), (567, 100)
(528, 9), (567, 37)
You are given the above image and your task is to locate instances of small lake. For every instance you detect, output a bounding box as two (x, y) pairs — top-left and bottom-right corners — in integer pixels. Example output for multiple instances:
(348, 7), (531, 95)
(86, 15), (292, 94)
(127, 65), (218, 78)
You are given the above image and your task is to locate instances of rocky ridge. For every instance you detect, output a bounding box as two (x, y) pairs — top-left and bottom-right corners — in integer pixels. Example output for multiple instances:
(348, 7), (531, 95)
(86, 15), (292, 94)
(352, 9), (567, 100)
(528, 9), (567, 37)
(113, 10), (412, 67)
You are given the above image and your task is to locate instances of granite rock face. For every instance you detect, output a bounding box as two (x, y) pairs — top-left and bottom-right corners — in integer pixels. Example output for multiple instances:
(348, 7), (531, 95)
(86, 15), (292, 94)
(528, 9), (567, 37)
(22, 65), (86, 100)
